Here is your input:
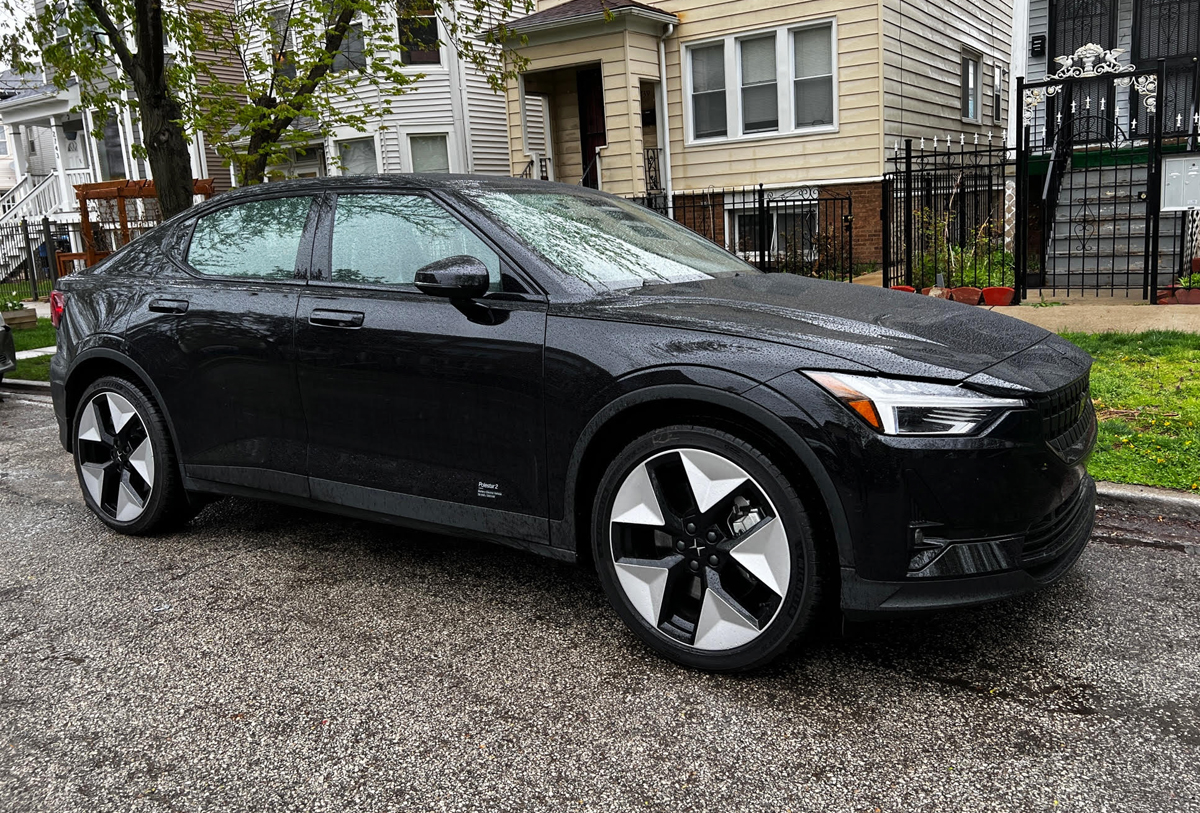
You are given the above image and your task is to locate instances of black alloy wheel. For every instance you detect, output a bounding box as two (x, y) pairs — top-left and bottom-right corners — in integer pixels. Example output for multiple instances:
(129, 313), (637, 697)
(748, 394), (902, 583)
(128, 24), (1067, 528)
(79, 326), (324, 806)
(592, 425), (823, 672)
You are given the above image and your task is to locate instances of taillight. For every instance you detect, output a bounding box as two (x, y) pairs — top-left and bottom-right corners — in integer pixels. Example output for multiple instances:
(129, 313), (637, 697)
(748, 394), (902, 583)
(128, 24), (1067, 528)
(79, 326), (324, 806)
(49, 290), (65, 328)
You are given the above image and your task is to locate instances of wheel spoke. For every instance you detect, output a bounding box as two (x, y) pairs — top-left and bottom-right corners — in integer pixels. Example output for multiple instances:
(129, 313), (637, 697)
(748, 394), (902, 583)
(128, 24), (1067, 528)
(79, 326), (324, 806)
(115, 476), (146, 522)
(693, 577), (762, 651)
(77, 400), (105, 444)
(610, 461), (666, 527)
(79, 461), (110, 507)
(614, 556), (682, 626)
(105, 393), (138, 435)
(728, 516), (791, 597)
(128, 436), (155, 488)
(678, 449), (749, 513)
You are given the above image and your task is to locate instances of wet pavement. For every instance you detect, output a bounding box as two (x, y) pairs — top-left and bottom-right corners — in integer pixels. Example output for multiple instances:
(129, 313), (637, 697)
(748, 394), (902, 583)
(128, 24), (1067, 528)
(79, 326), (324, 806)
(1, 390), (1198, 812)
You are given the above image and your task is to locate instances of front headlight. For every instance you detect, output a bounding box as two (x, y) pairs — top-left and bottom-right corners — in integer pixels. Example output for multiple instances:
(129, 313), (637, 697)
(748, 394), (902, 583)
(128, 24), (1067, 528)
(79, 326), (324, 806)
(805, 372), (1027, 436)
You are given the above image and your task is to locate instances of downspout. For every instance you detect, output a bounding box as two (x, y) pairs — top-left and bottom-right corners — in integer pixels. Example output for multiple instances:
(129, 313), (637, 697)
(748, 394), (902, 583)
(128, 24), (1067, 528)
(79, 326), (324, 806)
(658, 22), (675, 216)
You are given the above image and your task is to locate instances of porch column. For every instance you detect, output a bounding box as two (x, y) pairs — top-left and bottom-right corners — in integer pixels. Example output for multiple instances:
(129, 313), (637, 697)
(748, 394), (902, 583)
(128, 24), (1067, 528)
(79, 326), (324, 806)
(118, 91), (139, 181)
(82, 109), (104, 181)
(11, 125), (28, 182)
(49, 115), (70, 211)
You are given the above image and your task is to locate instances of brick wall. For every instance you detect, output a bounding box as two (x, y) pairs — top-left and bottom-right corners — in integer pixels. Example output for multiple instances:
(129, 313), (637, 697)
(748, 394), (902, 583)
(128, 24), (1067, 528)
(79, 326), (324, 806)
(823, 181), (883, 268)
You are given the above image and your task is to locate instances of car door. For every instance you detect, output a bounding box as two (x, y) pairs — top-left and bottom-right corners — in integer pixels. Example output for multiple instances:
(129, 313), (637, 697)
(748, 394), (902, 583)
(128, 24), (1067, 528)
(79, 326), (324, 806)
(294, 191), (549, 542)
(123, 193), (317, 497)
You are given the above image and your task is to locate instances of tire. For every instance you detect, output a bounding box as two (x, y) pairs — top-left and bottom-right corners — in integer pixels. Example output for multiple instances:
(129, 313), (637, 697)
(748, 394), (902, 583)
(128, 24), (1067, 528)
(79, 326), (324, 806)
(591, 425), (824, 672)
(72, 376), (191, 535)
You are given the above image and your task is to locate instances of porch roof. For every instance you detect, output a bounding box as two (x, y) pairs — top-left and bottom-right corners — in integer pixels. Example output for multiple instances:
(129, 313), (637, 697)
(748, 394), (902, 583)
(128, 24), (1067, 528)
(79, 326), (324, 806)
(502, 0), (677, 35)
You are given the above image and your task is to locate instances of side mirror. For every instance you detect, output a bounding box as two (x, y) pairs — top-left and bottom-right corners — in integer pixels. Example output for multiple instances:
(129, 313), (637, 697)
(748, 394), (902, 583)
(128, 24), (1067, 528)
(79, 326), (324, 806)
(414, 256), (491, 300)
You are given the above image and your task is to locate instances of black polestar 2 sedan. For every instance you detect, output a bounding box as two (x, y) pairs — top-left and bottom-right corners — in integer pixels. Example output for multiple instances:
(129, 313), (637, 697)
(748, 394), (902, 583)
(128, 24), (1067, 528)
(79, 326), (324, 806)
(49, 176), (1097, 671)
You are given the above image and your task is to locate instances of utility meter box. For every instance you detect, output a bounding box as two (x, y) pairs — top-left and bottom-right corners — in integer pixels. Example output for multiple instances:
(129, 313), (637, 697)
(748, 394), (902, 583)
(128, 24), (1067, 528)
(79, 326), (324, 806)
(1162, 156), (1200, 212)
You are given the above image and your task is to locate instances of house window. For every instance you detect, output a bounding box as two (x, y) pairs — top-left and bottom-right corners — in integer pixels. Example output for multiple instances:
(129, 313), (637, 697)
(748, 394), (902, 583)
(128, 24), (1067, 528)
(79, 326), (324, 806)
(338, 138), (378, 175)
(400, 1), (440, 66)
(993, 65), (1003, 122)
(332, 24), (365, 72)
(409, 134), (450, 173)
(690, 43), (727, 139)
(268, 7), (297, 80)
(734, 208), (816, 259)
(0, 128), (8, 156)
(740, 36), (778, 134)
(793, 25), (834, 128)
(961, 54), (980, 121)
(686, 21), (836, 143)
(27, 137), (35, 156)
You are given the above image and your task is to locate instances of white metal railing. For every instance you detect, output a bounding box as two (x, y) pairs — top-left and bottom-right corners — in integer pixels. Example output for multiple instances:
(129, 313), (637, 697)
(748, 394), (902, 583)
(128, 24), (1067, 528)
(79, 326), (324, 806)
(1, 175), (63, 223)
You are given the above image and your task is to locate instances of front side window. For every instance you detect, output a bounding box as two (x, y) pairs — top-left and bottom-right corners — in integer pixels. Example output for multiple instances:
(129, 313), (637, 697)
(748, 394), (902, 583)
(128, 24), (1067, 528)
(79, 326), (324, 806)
(410, 134), (450, 173)
(740, 36), (778, 134)
(399, 1), (440, 65)
(187, 197), (313, 280)
(466, 190), (756, 291)
(330, 194), (500, 286)
(793, 25), (834, 128)
(961, 54), (980, 120)
(338, 138), (378, 175)
(690, 43), (727, 139)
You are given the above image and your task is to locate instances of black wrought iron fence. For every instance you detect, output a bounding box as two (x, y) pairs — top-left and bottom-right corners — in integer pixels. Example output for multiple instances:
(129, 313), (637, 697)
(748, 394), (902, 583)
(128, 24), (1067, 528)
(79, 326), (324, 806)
(627, 184), (855, 282)
(883, 140), (1012, 292)
(0, 217), (159, 303)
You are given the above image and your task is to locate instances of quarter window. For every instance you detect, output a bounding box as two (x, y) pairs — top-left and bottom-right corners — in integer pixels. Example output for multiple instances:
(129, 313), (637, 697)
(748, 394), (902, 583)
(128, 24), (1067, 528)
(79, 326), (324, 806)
(187, 197), (313, 280)
(690, 43), (727, 139)
(330, 194), (500, 287)
(793, 25), (834, 128)
(740, 36), (778, 134)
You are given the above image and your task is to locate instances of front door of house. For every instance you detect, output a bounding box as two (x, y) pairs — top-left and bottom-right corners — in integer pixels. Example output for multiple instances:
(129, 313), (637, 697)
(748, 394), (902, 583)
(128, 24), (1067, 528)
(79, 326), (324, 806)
(1132, 0), (1200, 138)
(577, 67), (606, 189)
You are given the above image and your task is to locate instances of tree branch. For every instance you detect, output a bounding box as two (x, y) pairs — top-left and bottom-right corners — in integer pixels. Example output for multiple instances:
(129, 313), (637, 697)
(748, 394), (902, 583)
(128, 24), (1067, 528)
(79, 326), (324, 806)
(80, 0), (136, 76)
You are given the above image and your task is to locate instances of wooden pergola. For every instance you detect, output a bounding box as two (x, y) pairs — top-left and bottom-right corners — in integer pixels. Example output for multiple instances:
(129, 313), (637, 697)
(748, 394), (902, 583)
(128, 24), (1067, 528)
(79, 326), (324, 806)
(57, 178), (215, 275)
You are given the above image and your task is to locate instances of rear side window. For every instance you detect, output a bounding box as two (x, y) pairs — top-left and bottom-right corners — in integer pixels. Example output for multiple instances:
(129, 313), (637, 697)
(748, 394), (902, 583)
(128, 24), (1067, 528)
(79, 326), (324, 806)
(187, 197), (314, 280)
(330, 194), (500, 287)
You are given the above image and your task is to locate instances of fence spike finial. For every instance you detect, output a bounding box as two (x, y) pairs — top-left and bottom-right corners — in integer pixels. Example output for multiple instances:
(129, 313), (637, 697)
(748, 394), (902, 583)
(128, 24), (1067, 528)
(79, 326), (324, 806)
(960, 134), (966, 146)
(974, 133), (979, 145)
(933, 135), (938, 148)
(1178, 114), (1185, 129)
(920, 137), (925, 149)
(1099, 97), (1106, 112)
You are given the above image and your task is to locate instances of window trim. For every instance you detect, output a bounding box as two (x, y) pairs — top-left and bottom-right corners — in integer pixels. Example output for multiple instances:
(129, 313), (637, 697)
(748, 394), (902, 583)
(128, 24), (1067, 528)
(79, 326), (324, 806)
(406, 130), (455, 174)
(682, 18), (838, 147)
(961, 50), (982, 123)
(179, 193), (320, 284)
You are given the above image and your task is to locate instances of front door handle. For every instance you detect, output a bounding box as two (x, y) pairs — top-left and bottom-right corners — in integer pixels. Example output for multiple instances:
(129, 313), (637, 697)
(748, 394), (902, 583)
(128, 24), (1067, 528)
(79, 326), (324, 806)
(309, 309), (365, 328)
(148, 299), (189, 314)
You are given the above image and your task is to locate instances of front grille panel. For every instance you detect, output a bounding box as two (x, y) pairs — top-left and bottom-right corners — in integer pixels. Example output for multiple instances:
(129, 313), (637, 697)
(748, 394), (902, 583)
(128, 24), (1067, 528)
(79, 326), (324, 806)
(1031, 374), (1094, 461)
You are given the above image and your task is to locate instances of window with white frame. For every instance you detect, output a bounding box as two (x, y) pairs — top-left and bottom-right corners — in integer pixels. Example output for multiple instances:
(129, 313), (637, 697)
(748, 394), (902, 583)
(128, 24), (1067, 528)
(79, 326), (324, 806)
(690, 43), (727, 139)
(686, 21), (836, 143)
(961, 53), (980, 121)
(740, 36), (777, 133)
(993, 65), (1003, 122)
(409, 134), (450, 173)
(733, 207), (817, 260)
(338, 137), (378, 175)
(0, 128), (7, 156)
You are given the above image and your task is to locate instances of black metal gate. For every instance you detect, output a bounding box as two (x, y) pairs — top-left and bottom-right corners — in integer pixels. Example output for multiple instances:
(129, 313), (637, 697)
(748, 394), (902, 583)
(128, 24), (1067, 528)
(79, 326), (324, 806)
(1016, 54), (1170, 300)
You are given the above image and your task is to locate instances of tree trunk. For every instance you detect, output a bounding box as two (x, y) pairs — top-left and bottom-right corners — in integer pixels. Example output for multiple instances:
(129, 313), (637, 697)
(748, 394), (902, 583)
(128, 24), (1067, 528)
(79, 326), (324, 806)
(136, 80), (195, 219)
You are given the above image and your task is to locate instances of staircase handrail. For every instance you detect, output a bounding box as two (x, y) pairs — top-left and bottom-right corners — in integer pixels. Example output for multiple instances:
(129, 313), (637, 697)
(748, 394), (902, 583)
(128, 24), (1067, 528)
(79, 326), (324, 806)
(0, 175), (37, 218)
(0, 174), (62, 224)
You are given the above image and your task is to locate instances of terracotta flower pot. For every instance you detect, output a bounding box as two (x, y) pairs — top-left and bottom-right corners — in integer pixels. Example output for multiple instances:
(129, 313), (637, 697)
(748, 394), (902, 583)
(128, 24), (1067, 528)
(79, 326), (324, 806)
(981, 286), (1015, 306)
(1177, 288), (1200, 305)
(891, 285), (916, 293)
(1192, 258), (1200, 273)
(1158, 287), (1180, 305)
(950, 286), (982, 305)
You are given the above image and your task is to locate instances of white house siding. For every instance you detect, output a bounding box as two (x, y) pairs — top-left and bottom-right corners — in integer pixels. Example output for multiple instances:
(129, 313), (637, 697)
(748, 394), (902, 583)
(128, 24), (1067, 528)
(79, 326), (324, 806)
(882, 0), (1013, 149)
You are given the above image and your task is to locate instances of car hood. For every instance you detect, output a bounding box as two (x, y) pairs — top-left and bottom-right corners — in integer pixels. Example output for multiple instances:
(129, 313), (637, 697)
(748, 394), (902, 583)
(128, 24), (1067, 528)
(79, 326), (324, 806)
(559, 274), (1089, 389)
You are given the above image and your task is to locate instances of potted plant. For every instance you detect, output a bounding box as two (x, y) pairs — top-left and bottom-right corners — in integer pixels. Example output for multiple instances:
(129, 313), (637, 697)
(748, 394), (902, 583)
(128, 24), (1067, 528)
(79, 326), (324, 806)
(0, 296), (35, 329)
(1175, 273), (1200, 305)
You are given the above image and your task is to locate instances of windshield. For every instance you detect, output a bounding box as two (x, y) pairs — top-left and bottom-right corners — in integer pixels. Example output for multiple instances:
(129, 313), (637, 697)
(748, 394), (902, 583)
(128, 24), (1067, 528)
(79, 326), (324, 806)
(464, 190), (757, 290)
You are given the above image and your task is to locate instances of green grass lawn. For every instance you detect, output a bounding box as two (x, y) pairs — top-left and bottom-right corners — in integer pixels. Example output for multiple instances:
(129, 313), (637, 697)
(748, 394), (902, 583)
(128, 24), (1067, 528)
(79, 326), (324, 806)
(1062, 331), (1200, 492)
(5, 316), (56, 382)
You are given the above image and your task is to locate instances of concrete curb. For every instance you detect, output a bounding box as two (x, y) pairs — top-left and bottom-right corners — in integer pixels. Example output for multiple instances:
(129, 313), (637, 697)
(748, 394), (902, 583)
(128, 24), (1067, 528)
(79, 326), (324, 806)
(0, 379), (51, 394)
(1096, 481), (1200, 522)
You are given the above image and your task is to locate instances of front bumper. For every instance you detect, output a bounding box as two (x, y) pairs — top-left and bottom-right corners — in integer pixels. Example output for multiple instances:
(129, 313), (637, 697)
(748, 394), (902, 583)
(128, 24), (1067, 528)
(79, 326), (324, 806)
(840, 476), (1095, 616)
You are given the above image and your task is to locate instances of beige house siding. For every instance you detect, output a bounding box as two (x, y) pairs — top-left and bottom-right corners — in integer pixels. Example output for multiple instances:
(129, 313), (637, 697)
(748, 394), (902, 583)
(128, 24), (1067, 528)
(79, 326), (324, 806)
(882, 0), (1013, 146)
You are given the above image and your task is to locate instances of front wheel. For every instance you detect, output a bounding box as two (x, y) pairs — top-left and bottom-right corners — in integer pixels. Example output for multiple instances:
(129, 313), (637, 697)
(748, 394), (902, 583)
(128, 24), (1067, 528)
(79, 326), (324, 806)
(73, 376), (190, 535)
(591, 425), (824, 672)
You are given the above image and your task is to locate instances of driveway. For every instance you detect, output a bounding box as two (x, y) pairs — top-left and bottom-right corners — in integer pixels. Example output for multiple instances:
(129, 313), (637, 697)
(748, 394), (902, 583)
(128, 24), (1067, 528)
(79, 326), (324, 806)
(1, 390), (1198, 812)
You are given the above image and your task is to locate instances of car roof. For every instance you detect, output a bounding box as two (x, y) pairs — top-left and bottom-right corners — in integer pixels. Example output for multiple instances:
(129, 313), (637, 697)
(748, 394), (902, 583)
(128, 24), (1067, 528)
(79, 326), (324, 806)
(214, 174), (606, 201)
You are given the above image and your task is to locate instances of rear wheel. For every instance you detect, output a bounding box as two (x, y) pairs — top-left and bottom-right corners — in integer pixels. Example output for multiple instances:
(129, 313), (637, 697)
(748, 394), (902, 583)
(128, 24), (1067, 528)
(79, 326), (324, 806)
(591, 425), (823, 672)
(73, 376), (191, 535)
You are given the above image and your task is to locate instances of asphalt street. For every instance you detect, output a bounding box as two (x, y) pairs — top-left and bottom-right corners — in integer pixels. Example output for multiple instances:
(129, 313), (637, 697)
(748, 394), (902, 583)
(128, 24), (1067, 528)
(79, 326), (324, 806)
(1, 390), (1198, 813)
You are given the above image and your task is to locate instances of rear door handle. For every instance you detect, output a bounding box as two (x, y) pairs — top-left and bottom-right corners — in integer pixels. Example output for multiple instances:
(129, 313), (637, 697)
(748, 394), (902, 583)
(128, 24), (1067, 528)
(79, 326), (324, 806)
(309, 309), (365, 328)
(148, 299), (189, 314)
